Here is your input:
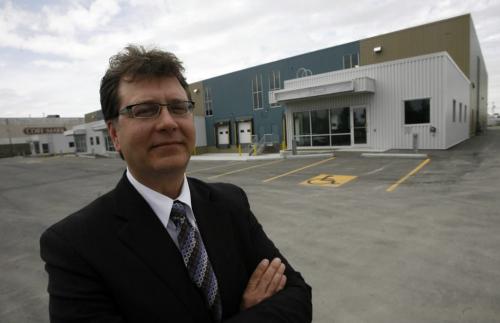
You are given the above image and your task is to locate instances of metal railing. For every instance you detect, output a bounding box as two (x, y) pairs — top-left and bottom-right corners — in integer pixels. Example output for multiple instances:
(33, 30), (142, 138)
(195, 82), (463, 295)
(249, 134), (279, 156)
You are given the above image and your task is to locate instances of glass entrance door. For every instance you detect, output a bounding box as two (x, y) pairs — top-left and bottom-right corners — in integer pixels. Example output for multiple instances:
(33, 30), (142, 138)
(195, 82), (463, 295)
(352, 107), (367, 145)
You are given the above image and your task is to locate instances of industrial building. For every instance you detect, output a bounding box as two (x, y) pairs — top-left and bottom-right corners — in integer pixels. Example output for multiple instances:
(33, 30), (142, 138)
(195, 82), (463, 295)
(191, 13), (487, 152)
(0, 117), (83, 157)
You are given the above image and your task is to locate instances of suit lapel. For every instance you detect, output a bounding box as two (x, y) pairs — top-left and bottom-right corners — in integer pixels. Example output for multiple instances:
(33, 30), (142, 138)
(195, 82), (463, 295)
(188, 179), (240, 312)
(112, 175), (205, 317)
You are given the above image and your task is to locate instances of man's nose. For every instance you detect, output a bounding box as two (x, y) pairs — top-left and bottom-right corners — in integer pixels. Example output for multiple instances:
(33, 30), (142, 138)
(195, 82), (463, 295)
(156, 107), (178, 131)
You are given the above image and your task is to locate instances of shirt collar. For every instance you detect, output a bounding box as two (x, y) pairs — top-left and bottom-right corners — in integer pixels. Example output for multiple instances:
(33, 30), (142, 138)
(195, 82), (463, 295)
(125, 168), (194, 228)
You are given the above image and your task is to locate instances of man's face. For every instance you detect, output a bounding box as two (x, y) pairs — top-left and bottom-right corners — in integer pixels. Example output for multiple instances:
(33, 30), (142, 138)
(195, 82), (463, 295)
(108, 76), (195, 179)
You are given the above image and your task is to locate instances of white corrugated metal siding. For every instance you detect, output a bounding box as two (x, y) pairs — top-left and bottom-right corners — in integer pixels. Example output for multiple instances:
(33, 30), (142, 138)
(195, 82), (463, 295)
(281, 52), (470, 150)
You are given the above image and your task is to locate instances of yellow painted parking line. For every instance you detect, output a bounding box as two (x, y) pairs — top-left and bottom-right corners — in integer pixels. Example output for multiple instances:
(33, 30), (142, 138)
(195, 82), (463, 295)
(207, 160), (283, 179)
(262, 157), (336, 183)
(186, 162), (241, 175)
(386, 158), (431, 192)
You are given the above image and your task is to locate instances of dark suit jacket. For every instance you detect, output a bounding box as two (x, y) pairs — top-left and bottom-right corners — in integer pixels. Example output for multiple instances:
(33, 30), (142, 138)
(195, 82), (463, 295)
(40, 175), (312, 322)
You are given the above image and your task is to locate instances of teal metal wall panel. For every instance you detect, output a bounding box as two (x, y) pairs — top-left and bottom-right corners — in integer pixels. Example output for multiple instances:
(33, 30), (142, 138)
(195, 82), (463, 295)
(203, 41), (360, 146)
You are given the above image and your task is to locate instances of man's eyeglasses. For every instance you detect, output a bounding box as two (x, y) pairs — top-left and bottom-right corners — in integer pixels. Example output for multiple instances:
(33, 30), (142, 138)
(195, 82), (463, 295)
(118, 101), (195, 119)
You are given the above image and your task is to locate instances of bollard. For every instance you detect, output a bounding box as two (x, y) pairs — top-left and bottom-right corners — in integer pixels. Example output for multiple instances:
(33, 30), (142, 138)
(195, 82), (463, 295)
(412, 133), (418, 153)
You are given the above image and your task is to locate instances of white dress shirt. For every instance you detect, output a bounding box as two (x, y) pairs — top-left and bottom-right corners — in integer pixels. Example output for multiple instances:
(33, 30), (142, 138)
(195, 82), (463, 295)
(126, 169), (198, 248)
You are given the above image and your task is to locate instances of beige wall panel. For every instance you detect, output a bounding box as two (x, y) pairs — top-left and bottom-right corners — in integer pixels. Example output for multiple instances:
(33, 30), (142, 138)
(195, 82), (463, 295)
(188, 82), (205, 117)
(360, 15), (470, 76)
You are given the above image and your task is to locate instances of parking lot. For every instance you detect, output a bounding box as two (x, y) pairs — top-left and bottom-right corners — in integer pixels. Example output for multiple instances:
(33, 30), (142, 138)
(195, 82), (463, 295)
(1, 127), (500, 323)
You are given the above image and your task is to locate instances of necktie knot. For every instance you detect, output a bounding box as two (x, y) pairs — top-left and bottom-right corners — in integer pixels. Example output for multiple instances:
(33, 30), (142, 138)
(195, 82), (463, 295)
(170, 201), (186, 228)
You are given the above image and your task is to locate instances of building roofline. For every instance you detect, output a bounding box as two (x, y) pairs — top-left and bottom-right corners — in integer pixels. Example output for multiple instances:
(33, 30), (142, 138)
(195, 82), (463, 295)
(360, 13), (471, 42)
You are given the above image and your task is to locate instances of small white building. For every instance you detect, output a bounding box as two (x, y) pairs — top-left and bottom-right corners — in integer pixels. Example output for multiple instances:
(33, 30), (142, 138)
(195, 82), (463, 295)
(65, 120), (116, 156)
(270, 52), (471, 151)
(27, 133), (76, 155)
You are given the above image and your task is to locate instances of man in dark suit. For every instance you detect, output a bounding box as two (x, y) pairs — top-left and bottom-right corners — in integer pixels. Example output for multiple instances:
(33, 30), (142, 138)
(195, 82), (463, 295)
(40, 45), (312, 322)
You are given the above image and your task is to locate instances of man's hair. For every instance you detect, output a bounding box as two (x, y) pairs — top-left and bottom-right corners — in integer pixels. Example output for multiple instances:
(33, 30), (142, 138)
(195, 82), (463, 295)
(100, 44), (190, 121)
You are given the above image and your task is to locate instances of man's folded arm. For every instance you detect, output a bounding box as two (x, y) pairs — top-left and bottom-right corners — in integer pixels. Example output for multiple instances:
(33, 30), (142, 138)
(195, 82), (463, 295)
(40, 227), (124, 323)
(226, 187), (312, 323)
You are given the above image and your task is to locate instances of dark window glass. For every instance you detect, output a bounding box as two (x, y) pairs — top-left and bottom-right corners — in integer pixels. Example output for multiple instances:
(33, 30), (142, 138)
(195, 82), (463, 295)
(96, 136), (100, 145)
(312, 136), (330, 146)
(295, 136), (311, 147)
(34, 142), (40, 154)
(68, 142), (75, 148)
(343, 55), (351, 69)
(404, 99), (430, 124)
(452, 100), (456, 122)
(331, 134), (351, 146)
(311, 110), (329, 134)
(354, 129), (367, 144)
(330, 107), (350, 134)
(351, 53), (359, 67)
(42, 143), (49, 153)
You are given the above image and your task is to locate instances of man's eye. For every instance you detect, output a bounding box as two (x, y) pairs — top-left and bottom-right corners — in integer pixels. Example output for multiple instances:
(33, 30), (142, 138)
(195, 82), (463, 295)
(133, 104), (158, 117)
(170, 103), (188, 115)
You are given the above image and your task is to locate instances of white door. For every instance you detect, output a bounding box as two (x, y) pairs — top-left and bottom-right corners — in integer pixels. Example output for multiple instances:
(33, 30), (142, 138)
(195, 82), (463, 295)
(238, 122), (252, 144)
(217, 125), (229, 145)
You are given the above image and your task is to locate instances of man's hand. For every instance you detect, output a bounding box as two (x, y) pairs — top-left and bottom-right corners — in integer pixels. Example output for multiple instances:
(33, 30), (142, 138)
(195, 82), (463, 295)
(240, 258), (287, 310)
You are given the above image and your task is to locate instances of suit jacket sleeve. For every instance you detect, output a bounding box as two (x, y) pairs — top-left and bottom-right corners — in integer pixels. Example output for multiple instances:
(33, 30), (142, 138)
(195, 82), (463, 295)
(224, 186), (312, 323)
(40, 226), (124, 323)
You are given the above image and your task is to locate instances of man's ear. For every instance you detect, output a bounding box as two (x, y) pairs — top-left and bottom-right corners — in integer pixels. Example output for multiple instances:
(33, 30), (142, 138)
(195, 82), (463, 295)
(106, 120), (121, 152)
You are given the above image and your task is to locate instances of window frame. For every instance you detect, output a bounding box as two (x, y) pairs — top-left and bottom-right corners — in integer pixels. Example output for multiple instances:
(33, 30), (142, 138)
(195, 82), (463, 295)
(252, 74), (263, 110)
(403, 98), (431, 125)
(269, 70), (281, 108)
(204, 87), (213, 117)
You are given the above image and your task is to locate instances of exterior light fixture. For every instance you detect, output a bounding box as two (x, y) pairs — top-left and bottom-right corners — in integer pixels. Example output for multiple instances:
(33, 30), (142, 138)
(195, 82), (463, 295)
(373, 46), (382, 53)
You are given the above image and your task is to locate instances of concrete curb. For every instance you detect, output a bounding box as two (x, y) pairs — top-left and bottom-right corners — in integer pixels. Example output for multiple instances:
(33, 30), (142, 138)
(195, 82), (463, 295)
(361, 153), (428, 158)
(282, 153), (335, 159)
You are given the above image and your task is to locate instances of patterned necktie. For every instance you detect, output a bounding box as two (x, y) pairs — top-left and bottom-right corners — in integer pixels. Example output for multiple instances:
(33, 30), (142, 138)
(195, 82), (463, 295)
(170, 201), (222, 322)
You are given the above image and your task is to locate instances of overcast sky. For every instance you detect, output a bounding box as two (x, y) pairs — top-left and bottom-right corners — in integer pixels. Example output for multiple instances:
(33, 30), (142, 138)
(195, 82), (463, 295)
(1, 0), (499, 118)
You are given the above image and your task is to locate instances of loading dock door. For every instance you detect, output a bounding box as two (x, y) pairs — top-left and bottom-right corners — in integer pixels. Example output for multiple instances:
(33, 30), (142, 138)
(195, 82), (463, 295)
(217, 125), (230, 145)
(238, 121), (252, 144)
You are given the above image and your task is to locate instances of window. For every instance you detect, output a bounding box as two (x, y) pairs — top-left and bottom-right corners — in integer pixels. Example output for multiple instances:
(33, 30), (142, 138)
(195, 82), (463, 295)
(96, 136), (100, 145)
(104, 133), (115, 151)
(68, 142), (75, 148)
(459, 103), (463, 122)
(204, 87), (213, 116)
(90, 137), (94, 145)
(269, 71), (281, 91)
(464, 105), (467, 122)
(404, 98), (430, 125)
(343, 53), (359, 69)
(452, 100), (456, 122)
(74, 135), (87, 152)
(252, 75), (263, 109)
(293, 107), (351, 147)
(42, 143), (49, 153)
(269, 71), (281, 108)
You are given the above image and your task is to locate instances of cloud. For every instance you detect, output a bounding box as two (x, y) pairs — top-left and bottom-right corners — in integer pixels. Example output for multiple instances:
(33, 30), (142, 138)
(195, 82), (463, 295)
(44, 0), (121, 36)
(0, 0), (499, 117)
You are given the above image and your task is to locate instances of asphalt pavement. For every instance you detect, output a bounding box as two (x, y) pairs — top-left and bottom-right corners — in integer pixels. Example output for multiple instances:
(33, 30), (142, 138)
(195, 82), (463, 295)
(1, 127), (500, 322)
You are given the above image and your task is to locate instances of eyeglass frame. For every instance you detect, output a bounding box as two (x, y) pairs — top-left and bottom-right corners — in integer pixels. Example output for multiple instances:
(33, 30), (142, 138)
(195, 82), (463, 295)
(117, 100), (195, 119)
